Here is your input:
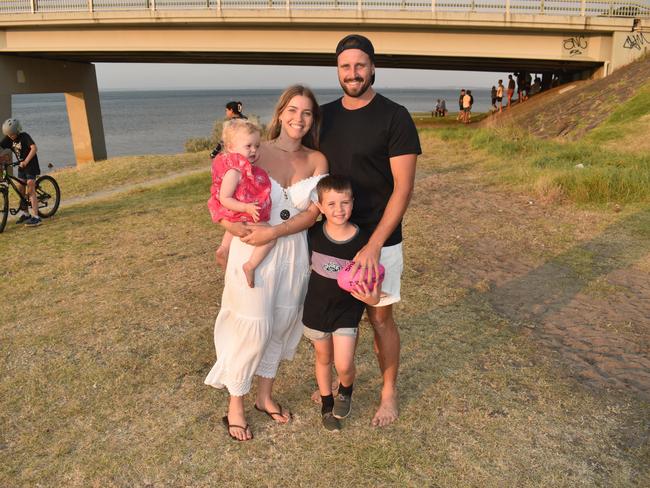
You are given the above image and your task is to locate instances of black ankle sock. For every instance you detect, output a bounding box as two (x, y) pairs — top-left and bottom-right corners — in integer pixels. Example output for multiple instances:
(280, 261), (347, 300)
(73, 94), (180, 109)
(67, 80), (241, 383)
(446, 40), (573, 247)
(321, 394), (334, 415)
(338, 383), (353, 397)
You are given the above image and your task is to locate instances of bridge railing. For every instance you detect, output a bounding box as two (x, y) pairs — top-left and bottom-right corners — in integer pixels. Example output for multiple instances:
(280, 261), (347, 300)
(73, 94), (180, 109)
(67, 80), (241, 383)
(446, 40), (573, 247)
(0, 0), (648, 16)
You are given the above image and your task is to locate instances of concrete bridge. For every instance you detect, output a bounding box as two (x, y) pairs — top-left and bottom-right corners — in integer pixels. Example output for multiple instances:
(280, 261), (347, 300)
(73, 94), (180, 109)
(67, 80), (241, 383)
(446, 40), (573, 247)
(1, 1), (649, 164)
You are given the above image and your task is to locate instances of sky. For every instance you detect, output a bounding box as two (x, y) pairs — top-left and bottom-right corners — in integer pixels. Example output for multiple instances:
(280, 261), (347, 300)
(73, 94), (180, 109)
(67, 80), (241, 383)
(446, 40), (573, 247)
(95, 63), (503, 90)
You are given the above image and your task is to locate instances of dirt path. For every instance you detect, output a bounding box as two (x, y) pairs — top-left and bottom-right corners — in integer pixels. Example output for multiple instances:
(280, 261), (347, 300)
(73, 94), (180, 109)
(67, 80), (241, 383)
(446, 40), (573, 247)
(416, 135), (650, 400)
(60, 167), (208, 209)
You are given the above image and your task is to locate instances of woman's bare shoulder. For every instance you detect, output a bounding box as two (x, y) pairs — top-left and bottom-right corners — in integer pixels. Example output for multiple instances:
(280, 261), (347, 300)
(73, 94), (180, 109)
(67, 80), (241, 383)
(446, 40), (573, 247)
(305, 148), (328, 175)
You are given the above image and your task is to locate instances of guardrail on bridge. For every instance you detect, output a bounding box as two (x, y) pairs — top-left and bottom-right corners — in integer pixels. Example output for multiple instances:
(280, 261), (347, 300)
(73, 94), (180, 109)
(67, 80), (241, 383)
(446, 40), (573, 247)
(0, 0), (649, 17)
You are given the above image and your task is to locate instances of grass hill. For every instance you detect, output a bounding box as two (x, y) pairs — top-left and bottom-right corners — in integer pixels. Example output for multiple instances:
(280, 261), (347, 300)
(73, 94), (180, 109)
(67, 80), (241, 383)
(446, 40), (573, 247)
(482, 55), (650, 147)
(426, 56), (650, 206)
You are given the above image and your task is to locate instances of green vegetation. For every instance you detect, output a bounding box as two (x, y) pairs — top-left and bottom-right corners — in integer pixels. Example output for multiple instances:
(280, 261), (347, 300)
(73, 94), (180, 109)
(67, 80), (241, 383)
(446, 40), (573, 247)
(428, 82), (650, 205)
(185, 114), (266, 153)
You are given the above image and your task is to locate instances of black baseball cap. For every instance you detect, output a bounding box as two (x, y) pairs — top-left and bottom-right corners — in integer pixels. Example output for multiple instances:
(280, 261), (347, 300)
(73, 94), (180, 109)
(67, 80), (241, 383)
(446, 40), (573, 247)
(335, 34), (375, 63)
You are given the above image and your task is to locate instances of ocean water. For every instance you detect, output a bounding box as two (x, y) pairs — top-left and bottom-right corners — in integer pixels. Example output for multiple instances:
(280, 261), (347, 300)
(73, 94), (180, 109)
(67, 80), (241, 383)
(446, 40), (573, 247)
(10, 88), (491, 169)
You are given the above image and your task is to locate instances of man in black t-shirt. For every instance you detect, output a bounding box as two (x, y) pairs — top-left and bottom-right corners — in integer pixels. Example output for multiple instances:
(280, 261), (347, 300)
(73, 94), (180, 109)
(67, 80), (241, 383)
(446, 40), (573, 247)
(319, 34), (421, 427)
(0, 118), (42, 226)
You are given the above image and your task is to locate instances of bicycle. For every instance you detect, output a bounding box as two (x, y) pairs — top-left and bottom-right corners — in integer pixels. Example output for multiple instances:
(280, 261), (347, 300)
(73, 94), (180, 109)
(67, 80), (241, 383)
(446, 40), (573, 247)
(0, 161), (61, 233)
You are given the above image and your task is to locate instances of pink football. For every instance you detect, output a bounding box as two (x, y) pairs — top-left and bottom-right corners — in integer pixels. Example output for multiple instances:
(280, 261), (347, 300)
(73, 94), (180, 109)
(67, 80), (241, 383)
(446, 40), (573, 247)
(337, 261), (385, 293)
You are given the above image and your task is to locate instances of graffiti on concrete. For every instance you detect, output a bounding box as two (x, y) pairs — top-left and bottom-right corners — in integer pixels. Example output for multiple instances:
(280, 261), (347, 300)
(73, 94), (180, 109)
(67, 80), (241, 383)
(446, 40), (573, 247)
(623, 32), (649, 51)
(563, 35), (588, 56)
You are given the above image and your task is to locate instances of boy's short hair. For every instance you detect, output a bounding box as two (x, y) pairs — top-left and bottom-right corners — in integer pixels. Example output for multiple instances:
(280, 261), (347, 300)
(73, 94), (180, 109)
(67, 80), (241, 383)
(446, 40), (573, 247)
(316, 175), (353, 202)
(222, 119), (261, 149)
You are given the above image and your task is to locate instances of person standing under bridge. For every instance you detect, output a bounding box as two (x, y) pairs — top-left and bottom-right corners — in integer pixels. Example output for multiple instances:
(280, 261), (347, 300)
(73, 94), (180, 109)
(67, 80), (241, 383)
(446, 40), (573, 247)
(319, 34), (421, 427)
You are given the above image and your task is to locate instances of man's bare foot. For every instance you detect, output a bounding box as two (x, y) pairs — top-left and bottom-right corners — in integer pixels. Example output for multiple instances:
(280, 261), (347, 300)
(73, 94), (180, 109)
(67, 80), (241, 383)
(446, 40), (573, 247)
(243, 262), (255, 288)
(215, 246), (228, 269)
(311, 380), (340, 404)
(371, 390), (398, 427)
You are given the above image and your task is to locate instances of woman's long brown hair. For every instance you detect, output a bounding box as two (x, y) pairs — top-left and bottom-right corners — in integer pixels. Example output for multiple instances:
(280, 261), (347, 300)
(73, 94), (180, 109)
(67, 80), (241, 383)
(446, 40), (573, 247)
(267, 85), (321, 150)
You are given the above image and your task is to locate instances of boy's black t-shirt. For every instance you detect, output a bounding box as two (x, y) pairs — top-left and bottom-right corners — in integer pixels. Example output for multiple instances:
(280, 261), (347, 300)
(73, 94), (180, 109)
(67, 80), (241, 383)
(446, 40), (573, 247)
(0, 132), (40, 174)
(320, 94), (421, 247)
(302, 221), (369, 332)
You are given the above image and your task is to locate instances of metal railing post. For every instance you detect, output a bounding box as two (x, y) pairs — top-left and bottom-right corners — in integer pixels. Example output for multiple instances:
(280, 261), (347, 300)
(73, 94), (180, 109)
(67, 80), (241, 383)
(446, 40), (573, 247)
(431, 0), (435, 13)
(286, 0), (290, 13)
(505, 0), (510, 16)
(581, 0), (586, 16)
(540, 0), (544, 14)
(151, 0), (156, 12)
(217, 0), (221, 14)
(357, 0), (362, 14)
(30, 0), (36, 13)
(87, 0), (92, 12)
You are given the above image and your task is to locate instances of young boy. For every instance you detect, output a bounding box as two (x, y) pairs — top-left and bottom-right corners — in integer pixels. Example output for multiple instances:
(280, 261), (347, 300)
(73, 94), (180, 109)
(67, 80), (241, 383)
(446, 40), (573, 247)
(302, 175), (381, 432)
(0, 118), (41, 226)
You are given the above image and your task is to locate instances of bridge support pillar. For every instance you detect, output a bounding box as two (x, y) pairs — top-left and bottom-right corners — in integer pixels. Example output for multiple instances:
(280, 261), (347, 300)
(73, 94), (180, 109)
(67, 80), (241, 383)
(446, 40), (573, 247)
(0, 54), (107, 166)
(0, 93), (10, 125)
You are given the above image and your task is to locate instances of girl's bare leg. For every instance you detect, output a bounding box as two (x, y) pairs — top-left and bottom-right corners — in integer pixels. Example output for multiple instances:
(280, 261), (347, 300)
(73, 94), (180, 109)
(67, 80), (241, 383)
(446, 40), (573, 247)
(216, 231), (233, 269)
(243, 239), (276, 287)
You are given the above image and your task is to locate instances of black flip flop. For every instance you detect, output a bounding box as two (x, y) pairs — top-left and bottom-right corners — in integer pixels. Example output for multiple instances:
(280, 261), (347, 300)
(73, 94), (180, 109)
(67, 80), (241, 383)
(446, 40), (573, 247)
(222, 415), (253, 441)
(254, 403), (293, 423)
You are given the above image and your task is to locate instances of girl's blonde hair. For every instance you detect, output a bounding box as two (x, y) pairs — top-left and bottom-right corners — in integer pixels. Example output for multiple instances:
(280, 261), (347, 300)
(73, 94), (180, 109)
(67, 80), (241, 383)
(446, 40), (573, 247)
(222, 119), (261, 150)
(267, 85), (321, 150)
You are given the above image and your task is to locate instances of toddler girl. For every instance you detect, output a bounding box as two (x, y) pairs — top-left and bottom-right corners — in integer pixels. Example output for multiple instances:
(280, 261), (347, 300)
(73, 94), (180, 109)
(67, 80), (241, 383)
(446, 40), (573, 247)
(208, 119), (273, 287)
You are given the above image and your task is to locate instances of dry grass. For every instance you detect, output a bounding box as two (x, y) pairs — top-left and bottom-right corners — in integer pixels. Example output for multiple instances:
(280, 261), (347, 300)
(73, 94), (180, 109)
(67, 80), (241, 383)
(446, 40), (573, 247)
(1, 131), (649, 487)
(49, 151), (210, 199)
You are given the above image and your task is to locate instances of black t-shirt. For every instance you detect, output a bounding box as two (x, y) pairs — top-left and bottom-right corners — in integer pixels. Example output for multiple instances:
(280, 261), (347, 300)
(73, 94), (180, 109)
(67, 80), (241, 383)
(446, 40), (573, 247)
(0, 132), (40, 174)
(320, 94), (421, 246)
(302, 221), (369, 332)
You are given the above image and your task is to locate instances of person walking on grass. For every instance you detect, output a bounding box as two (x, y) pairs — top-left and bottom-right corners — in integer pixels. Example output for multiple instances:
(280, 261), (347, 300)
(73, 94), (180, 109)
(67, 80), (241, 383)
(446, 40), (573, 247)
(462, 89), (472, 124)
(303, 176), (381, 432)
(496, 79), (504, 113)
(457, 88), (466, 121)
(0, 118), (42, 227)
(507, 74), (515, 108)
(319, 34), (421, 427)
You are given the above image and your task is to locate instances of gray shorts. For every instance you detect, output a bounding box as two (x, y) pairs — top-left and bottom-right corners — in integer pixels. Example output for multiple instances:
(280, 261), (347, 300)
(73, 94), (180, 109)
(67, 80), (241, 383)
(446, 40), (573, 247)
(303, 326), (358, 341)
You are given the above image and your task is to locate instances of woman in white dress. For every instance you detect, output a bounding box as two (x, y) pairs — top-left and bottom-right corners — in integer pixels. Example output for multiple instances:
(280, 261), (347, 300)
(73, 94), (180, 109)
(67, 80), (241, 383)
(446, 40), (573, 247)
(205, 85), (328, 441)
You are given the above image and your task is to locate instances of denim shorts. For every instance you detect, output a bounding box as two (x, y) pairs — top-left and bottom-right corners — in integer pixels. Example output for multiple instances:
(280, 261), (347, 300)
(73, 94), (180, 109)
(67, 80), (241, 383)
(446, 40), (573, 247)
(303, 326), (358, 341)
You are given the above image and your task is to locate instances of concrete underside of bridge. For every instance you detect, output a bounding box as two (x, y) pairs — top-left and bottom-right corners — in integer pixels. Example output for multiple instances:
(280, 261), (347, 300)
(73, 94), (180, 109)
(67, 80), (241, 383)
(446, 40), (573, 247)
(0, 11), (647, 164)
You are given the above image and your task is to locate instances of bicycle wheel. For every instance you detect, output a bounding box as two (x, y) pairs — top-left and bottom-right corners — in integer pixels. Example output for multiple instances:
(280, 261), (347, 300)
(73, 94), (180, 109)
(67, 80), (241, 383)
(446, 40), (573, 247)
(0, 187), (8, 233)
(35, 175), (61, 218)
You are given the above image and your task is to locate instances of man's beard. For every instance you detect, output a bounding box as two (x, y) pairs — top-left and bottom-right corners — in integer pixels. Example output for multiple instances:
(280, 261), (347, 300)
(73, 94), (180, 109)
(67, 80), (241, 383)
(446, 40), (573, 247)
(340, 76), (372, 98)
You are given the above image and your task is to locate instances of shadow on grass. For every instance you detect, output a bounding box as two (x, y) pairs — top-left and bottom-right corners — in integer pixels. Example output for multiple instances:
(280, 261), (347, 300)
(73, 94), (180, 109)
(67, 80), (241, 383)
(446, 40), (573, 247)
(397, 206), (650, 413)
(487, 207), (650, 326)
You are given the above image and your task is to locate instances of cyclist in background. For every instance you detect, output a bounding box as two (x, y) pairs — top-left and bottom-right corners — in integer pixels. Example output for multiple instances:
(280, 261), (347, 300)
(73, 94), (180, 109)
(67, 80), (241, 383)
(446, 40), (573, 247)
(0, 118), (42, 226)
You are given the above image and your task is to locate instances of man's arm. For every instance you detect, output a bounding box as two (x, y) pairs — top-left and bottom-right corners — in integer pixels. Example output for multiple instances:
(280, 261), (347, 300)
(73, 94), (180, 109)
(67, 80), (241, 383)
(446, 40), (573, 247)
(352, 153), (417, 279)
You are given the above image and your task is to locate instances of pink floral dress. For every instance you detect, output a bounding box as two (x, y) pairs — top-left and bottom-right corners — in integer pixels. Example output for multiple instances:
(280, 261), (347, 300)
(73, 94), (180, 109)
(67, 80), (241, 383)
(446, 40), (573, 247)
(207, 152), (271, 223)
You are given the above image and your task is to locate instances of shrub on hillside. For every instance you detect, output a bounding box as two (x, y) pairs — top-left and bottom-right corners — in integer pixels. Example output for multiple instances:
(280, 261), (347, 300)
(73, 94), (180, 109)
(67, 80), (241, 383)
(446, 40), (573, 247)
(184, 115), (266, 153)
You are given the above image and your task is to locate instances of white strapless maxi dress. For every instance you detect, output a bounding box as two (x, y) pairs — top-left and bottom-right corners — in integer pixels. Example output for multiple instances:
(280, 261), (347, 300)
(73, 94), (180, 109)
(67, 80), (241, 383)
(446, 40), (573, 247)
(205, 174), (325, 396)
